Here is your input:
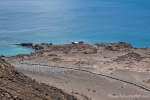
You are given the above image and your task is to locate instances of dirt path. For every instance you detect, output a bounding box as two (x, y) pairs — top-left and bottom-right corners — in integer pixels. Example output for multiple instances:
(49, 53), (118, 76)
(9, 61), (150, 100)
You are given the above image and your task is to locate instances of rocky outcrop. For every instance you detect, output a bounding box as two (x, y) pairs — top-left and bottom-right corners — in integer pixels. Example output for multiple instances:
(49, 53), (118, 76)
(34, 44), (44, 50)
(48, 54), (57, 56)
(84, 49), (97, 54)
(16, 43), (33, 47)
(146, 79), (150, 83)
(105, 42), (133, 51)
(0, 58), (77, 100)
(114, 52), (143, 62)
(50, 43), (97, 53)
(16, 43), (52, 50)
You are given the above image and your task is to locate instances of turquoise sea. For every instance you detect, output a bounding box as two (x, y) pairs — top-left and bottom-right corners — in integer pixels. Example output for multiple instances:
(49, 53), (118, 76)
(0, 0), (150, 56)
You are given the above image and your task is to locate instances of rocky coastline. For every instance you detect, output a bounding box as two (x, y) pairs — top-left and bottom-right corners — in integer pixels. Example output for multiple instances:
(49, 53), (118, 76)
(3, 41), (150, 100)
(16, 41), (133, 51)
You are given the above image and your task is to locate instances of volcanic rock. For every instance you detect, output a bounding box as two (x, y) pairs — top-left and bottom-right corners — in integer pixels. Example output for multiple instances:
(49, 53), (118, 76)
(84, 49), (97, 54)
(114, 52), (143, 62)
(0, 57), (77, 100)
(16, 43), (33, 47)
(50, 43), (97, 53)
(105, 42), (133, 51)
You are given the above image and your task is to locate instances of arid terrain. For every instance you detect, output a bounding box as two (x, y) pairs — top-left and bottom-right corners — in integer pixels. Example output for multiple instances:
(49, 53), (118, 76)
(3, 42), (150, 100)
(0, 57), (79, 100)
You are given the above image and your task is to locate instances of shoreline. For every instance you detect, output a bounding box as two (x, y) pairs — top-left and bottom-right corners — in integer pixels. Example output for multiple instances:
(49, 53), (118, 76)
(4, 41), (150, 100)
(1, 41), (150, 57)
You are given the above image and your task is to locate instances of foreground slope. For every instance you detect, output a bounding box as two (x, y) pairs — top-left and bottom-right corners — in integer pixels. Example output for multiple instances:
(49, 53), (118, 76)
(0, 57), (77, 100)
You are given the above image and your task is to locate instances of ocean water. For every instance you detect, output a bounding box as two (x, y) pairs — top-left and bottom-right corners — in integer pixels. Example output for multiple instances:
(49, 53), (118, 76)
(0, 0), (150, 56)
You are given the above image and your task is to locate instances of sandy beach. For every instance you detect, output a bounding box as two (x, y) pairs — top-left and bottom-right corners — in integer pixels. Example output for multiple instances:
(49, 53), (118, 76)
(5, 42), (150, 100)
